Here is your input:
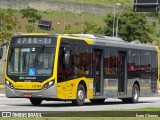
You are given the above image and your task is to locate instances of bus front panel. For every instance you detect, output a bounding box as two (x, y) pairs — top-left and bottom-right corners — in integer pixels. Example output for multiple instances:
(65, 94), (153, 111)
(5, 36), (58, 98)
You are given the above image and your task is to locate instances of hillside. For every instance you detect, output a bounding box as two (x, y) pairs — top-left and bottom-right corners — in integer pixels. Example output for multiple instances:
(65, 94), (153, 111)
(52, 0), (134, 6)
(0, 0), (134, 16)
(2, 9), (106, 33)
(0, 0), (159, 41)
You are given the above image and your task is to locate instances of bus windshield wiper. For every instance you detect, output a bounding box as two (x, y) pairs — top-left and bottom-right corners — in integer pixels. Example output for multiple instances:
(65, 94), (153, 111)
(34, 45), (45, 62)
(36, 45), (45, 56)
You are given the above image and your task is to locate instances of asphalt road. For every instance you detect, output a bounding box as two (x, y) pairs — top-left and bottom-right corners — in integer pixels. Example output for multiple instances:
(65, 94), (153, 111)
(0, 96), (160, 111)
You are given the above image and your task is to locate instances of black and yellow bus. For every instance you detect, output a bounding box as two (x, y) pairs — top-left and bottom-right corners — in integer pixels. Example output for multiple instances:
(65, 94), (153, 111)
(5, 33), (158, 106)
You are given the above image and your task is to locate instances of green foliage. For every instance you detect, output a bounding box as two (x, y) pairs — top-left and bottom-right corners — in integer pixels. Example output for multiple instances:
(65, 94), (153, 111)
(65, 24), (72, 31)
(146, 12), (160, 25)
(155, 38), (160, 46)
(26, 23), (35, 33)
(20, 8), (41, 33)
(83, 22), (104, 35)
(146, 12), (160, 20)
(0, 13), (20, 44)
(104, 11), (154, 43)
(63, 24), (73, 33)
(63, 24), (80, 34)
(20, 8), (41, 23)
(52, 0), (134, 7)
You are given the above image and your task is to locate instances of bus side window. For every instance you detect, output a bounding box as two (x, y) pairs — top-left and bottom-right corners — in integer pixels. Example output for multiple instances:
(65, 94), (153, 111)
(140, 51), (151, 79)
(57, 46), (74, 82)
(64, 50), (70, 69)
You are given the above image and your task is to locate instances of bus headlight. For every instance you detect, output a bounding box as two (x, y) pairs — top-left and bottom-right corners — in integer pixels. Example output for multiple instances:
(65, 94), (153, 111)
(42, 80), (54, 90)
(5, 80), (14, 89)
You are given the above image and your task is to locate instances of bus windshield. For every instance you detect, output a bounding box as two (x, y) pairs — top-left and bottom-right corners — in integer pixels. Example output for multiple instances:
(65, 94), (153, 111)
(7, 37), (56, 76)
(8, 46), (55, 76)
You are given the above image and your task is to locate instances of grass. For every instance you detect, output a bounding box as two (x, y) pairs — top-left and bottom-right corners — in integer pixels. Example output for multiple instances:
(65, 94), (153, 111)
(41, 108), (160, 117)
(1, 2), (159, 35)
(2, 9), (106, 33)
(0, 0), (135, 33)
(0, 117), (158, 120)
(1, 108), (160, 120)
(51, 0), (134, 7)
(137, 107), (160, 111)
(0, 118), (159, 120)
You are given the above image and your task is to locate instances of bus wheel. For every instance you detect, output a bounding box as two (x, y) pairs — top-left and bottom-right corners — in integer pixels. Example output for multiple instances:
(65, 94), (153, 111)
(122, 84), (139, 103)
(90, 99), (105, 104)
(72, 84), (85, 106)
(122, 98), (130, 103)
(131, 84), (140, 103)
(30, 98), (43, 106)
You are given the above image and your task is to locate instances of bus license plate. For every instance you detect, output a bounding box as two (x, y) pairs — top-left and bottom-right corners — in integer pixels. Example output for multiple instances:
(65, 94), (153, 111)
(24, 93), (33, 97)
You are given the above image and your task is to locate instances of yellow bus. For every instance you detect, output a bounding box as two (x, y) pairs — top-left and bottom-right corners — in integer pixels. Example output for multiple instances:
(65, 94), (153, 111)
(5, 33), (158, 106)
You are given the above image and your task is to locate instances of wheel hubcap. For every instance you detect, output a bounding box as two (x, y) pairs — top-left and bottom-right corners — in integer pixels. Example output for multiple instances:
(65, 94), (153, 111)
(78, 90), (84, 101)
(133, 88), (138, 100)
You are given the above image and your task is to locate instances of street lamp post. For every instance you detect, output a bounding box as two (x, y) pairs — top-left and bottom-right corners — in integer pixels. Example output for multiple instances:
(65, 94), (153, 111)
(113, 4), (115, 37)
(114, 3), (133, 37)
(115, 4), (127, 37)
(81, 1), (84, 34)
(64, 1), (67, 30)
(113, 3), (121, 37)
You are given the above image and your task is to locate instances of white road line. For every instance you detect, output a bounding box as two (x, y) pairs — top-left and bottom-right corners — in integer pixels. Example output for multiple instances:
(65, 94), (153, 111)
(0, 104), (8, 107)
(0, 94), (5, 97)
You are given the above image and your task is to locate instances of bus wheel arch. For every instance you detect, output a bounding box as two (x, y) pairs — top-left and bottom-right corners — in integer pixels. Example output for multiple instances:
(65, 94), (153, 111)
(79, 80), (87, 97)
(72, 80), (87, 106)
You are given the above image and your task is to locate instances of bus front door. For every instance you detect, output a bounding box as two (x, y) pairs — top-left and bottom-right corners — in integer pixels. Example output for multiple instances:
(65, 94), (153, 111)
(118, 51), (127, 95)
(93, 49), (103, 96)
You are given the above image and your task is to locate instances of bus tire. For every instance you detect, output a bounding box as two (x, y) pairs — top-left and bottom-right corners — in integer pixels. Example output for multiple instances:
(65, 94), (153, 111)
(122, 84), (139, 103)
(30, 98), (42, 106)
(72, 84), (85, 106)
(122, 98), (130, 103)
(131, 84), (140, 103)
(90, 99), (105, 104)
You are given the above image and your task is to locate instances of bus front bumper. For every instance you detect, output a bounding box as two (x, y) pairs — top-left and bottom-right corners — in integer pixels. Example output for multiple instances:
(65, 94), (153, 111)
(5, 85), (57, 98)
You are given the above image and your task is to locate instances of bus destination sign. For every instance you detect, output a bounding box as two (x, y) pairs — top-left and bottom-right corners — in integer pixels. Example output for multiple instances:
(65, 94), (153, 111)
(15, 37), (51, 44)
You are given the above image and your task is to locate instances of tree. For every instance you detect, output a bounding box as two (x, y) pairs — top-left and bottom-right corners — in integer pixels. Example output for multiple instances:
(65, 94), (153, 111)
(104, 11), (154, 43)
(20, 8), (41, 32)
(146, 12), (160, 23)
(0, 12), (21, 45)
(20, 8), (41, 23)
(83, 22), (104, 35)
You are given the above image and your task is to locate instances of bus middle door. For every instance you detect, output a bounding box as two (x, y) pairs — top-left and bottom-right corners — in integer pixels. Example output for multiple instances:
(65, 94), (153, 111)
(93, 49), (103, 96)
(118, 51), (127, 96)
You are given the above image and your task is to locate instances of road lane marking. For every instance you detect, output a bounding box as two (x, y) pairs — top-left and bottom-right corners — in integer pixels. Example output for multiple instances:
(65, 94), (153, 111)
(0, 94), (5, 97)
